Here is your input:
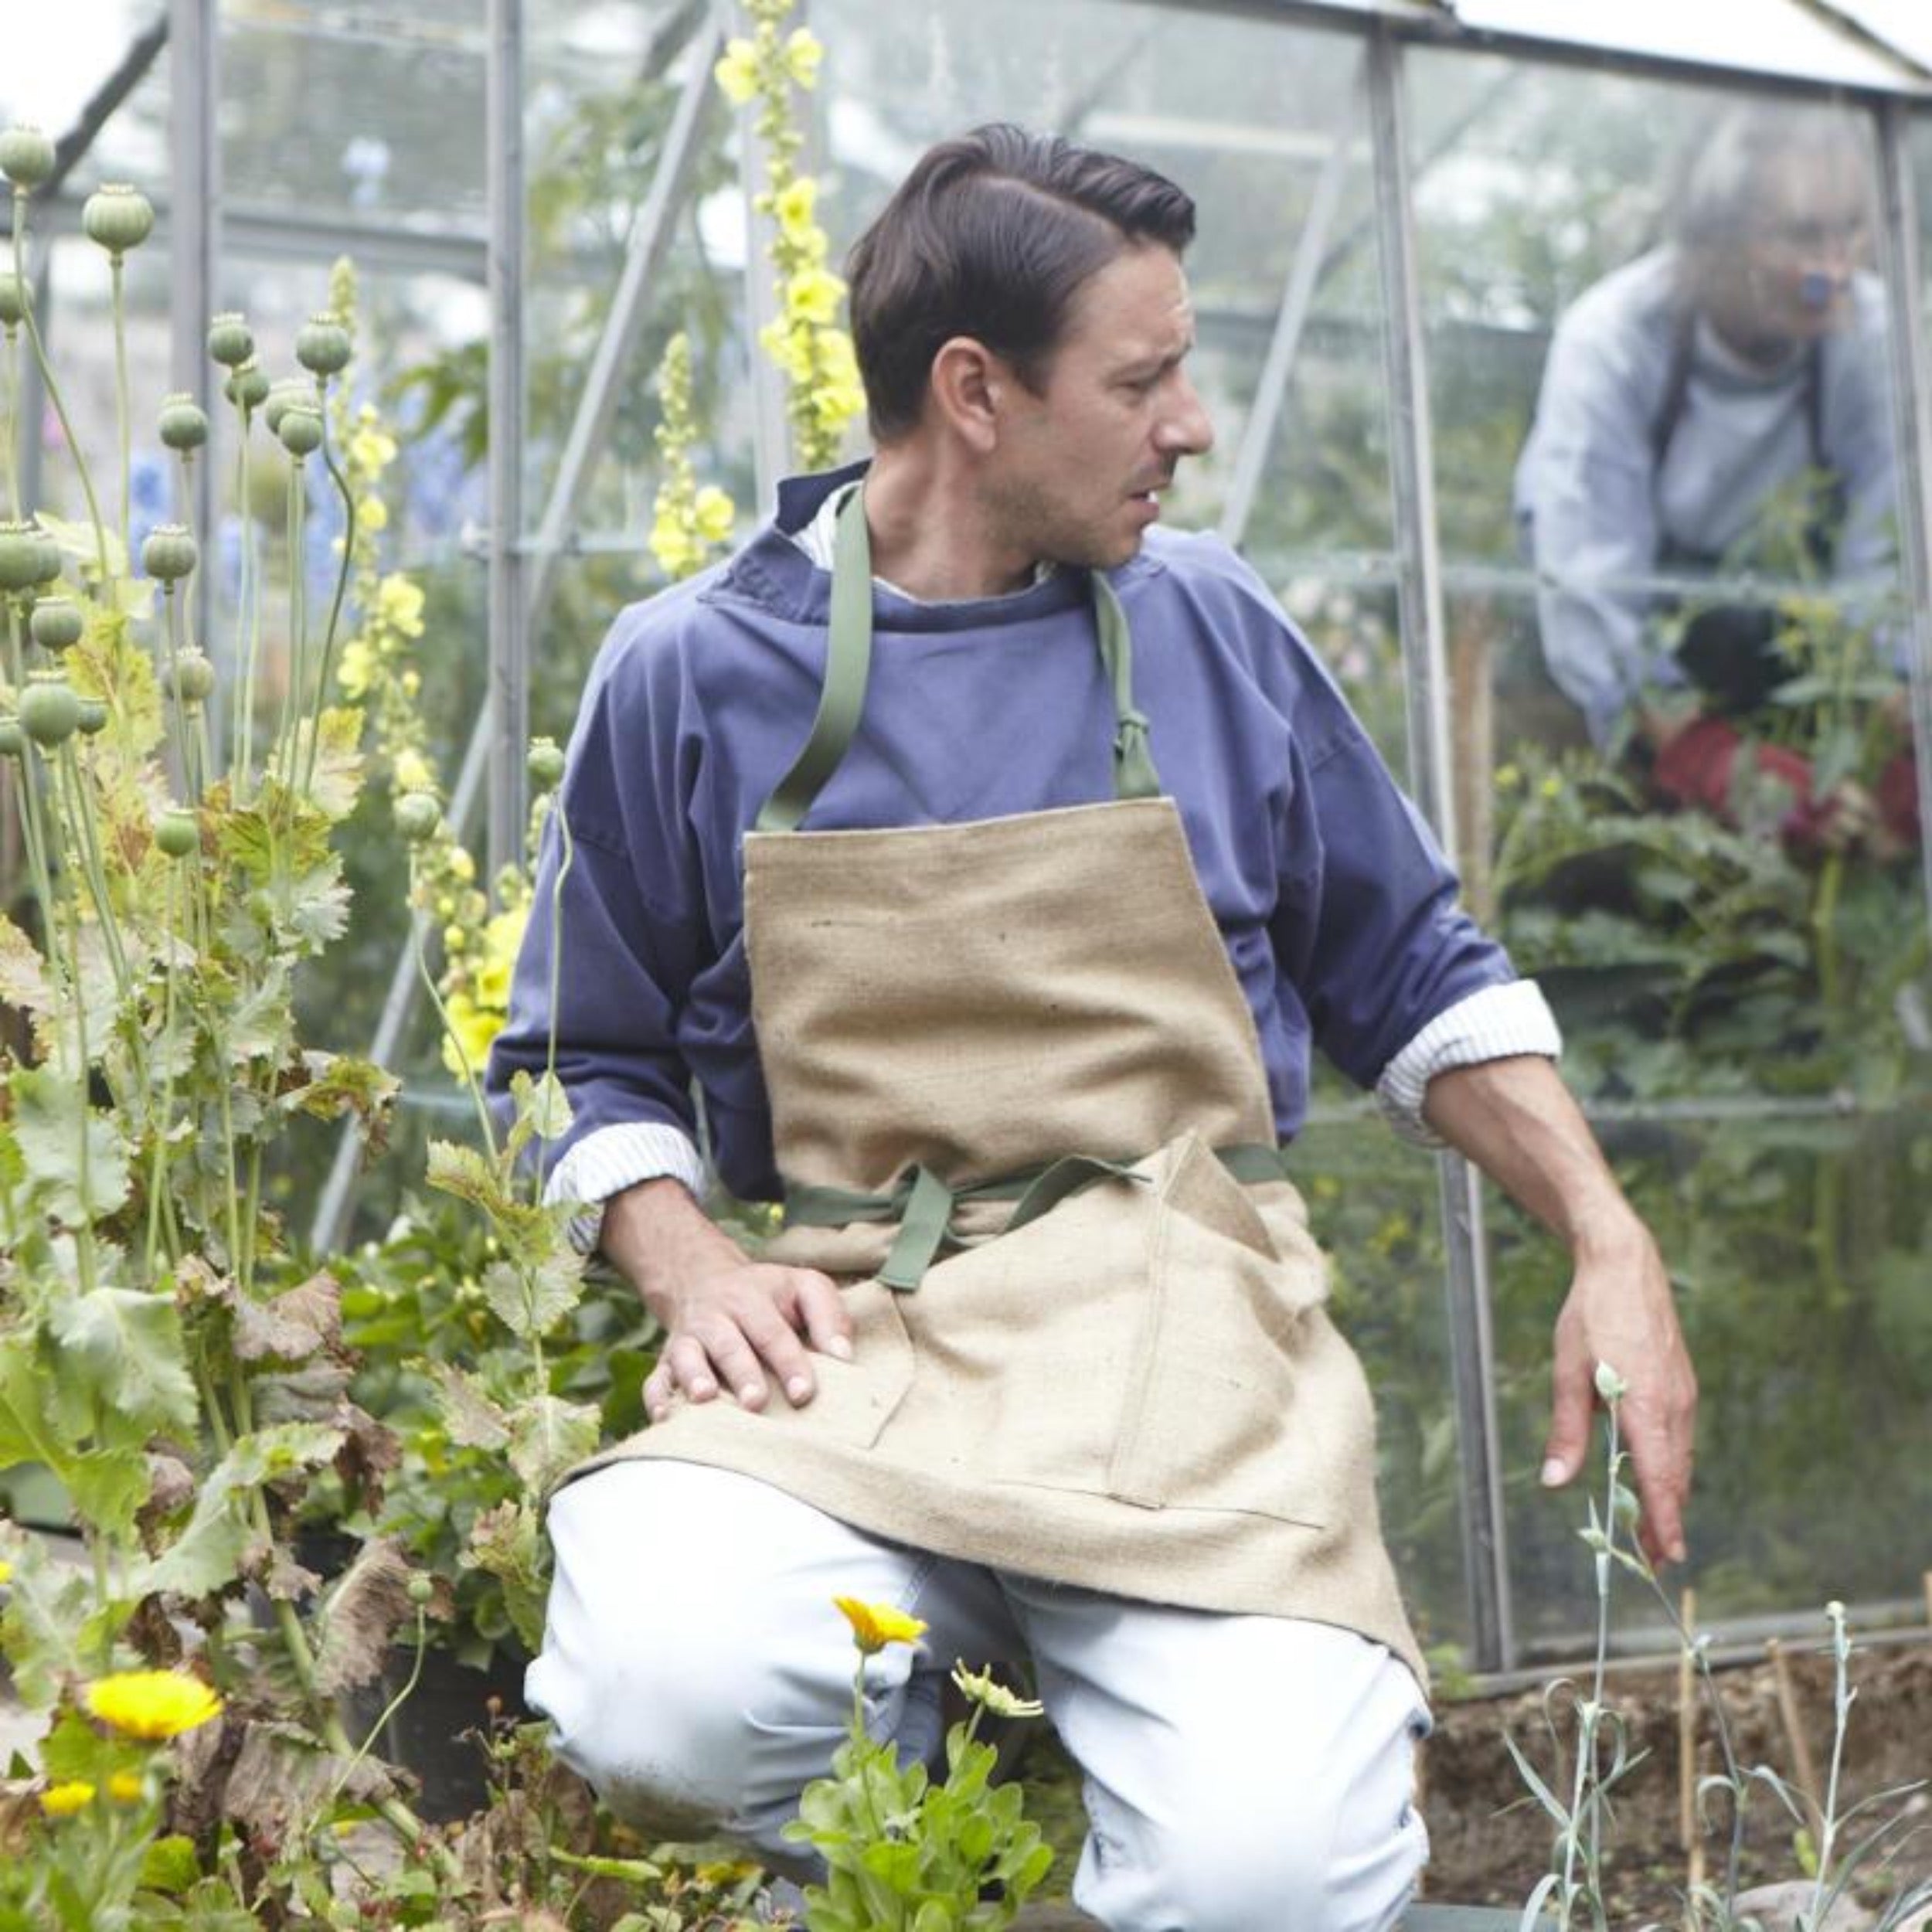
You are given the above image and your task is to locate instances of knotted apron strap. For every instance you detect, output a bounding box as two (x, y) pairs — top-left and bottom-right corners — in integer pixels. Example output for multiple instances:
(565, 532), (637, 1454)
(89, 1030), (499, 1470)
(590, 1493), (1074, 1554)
(753, 483), (1161, 832)
(784, 1141), (1291, 1291)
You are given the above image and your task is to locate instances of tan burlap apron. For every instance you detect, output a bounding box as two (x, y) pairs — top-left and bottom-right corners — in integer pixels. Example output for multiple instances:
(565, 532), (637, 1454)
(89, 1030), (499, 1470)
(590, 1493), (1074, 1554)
(590, 489), (1421, 1679)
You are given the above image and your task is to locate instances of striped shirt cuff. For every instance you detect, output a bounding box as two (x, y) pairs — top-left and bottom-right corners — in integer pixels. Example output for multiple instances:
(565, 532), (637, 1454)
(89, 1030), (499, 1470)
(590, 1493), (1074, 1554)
(1375, 981), (1563, 1148)
(544, 1121), (708, 1254)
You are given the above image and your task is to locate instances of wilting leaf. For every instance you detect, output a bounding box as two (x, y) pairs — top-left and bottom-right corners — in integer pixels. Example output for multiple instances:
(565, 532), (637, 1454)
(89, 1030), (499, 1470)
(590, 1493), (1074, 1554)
(312, 1539), (417, 1696)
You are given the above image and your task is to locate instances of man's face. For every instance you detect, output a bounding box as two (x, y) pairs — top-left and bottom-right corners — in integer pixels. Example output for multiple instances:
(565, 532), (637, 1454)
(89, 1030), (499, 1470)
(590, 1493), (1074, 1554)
(984, 243), (1214, 570)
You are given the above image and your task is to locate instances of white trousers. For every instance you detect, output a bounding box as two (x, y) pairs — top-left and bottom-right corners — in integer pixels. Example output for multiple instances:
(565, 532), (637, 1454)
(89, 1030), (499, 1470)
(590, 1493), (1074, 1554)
(529, 1461), (1430, 1932)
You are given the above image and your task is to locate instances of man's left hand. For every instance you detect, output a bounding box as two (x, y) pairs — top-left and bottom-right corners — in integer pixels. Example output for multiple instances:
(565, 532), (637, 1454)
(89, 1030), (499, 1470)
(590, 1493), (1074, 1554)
(1540, 1219), (1697, 1569)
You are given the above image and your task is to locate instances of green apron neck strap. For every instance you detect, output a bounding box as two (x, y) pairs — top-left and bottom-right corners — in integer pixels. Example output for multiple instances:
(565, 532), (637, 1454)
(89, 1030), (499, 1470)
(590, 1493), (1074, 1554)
(754, 481), (1162, 833)
(756, 484), (877, 834)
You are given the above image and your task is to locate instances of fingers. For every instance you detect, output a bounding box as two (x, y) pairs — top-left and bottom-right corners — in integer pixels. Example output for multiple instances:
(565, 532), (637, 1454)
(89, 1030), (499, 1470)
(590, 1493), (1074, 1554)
(645, 1267), (852, 1424)
(1540, 1321), (1595, 1492)
(1620, 1379), (1697, 1568)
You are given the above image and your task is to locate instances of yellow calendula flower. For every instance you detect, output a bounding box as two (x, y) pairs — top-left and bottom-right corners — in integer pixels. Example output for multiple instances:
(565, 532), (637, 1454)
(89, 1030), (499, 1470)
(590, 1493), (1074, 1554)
(784, 27), (824, 89)
(107, 1771), (145, 1804)
(0, 1560), (12, 1584)
(714, 38), (760, 105)
(692, 485), (735, 546)
(950, 1660), (1045, 1720)
(84, 1669), (223, 1741)
(773, 176), (817, 239)
(39, 1781), (96, 1817)
(834, 1595), (927, 1655)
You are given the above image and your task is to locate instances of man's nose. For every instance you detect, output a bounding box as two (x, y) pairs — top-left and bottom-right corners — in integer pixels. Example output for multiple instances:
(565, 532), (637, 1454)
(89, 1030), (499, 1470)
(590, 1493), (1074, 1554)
(1159, 373), (1215, 457)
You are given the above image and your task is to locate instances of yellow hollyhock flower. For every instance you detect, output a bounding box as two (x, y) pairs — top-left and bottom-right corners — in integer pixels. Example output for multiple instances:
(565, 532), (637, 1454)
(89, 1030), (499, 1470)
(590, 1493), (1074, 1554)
(784, 27), (824, 89)
(784, 266), (845, 328)
(834, 1595), (927, 1655)
(393, 747), (434, 794)
(84, 1669), (223, 1740)
(714, 38), (760, 105)
(376, 573), (425, 638)
(692, 486), (735, 545)
(39, 1781), (96, 1817)
(774, 176), (817, 239)
(0, 1560), (12, 1584)
(107, 1771), (145, 1804)
(950, 1660), (1045, 1720)
(335, 637), (375, 700)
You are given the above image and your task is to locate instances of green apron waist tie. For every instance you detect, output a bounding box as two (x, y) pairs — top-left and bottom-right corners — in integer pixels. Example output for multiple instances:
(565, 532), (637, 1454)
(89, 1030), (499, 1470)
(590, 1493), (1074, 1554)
(785, 1141), (1292, 1292)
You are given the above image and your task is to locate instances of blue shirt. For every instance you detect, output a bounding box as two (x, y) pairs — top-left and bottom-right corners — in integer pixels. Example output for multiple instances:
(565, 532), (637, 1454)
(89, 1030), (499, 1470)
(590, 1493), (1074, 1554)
(490, 464), (1522, 1202)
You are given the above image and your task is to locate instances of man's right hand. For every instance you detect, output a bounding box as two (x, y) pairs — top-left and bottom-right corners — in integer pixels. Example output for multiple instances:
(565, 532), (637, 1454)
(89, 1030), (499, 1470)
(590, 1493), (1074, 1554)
(601, 1177), (852, 1423)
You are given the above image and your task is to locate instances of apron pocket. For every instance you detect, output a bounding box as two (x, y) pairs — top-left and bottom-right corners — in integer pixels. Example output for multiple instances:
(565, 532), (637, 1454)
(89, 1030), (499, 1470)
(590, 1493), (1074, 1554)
(1106, 1135), (1329, 1526)
(797, 1277), (917, 1450)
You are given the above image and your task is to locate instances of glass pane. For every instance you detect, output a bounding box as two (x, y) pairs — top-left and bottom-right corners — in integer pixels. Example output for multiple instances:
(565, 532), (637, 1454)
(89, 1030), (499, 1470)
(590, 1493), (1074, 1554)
(1413, 46), (1932, 1639)
(1294, 1119), (1471, 1665)
(520, 0), (743, 537)
(811, 0), (1408, 776)
(219, 4), (488, 234)
(0, 0), (167, 161)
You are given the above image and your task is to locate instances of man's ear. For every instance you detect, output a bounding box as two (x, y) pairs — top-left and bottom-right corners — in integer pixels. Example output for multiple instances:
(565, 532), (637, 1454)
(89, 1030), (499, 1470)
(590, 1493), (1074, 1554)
(927, 336), (1005, 455)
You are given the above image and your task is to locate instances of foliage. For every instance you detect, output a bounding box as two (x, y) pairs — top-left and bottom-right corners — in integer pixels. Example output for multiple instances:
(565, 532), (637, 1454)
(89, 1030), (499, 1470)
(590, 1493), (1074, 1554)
(1509, 1370), (1931, 1932)
(784, 1606), (1054, 1932)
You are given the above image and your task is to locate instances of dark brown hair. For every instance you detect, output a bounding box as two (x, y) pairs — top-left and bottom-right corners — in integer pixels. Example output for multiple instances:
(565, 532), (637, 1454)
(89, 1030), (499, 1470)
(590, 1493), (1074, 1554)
(845, 123), (1196, 441)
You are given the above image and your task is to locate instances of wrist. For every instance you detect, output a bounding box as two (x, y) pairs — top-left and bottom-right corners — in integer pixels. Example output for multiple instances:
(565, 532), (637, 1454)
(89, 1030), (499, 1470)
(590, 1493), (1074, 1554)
(603, 1175), (747, 1318)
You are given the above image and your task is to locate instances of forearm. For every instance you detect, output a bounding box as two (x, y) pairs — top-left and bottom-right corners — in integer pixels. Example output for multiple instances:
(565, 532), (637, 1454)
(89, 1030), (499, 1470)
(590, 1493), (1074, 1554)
(1419, 1053), (1643, 1260)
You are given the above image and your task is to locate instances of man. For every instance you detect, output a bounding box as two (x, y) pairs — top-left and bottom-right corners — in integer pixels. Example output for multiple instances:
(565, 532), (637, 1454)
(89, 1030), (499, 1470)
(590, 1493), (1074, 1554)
(493, 125), (1695, 1931)
(1514, 101), (1917, 851)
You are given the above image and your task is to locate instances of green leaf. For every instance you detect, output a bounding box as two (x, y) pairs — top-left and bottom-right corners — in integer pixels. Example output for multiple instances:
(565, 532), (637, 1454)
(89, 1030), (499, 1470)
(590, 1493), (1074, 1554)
(506, 1395), (599, 1492)
(426, 1139), (514, 1219)
(139, 1423), (346, 1599)
(138, 1836), (202, 1897)
(9, 1066), (132, 1224)
(47, 1287), (199, 1436)
(481, 1257), (580, 1341)
(511, 1069), (574, 1143)
(423, 1362), (512, 1452)
(0, 1536), (95, 1706)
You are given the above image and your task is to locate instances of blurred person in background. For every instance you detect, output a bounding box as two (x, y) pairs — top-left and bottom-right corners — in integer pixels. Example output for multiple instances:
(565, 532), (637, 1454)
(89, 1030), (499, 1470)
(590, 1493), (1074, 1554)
(1515, 100), (1918, 854)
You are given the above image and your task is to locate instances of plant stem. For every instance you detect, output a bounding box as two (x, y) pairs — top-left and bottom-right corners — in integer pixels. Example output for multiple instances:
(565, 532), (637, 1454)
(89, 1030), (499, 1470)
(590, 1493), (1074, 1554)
(410, 859), (499, 1160)
(539, 798), (575, 1196)
(301, 417), (357, 797)
(12, 192), (110, 582)
(111, 254), (130, 562)
(3, 322), (20, 515)
(233, 411), (260, 800)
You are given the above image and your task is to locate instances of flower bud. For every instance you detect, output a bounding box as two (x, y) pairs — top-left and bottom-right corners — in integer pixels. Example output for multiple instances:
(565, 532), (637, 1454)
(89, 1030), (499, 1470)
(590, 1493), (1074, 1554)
(0, 127), (55, 192)
(277, 404), (324, 459)
(29, 596), (83, 651)
(394, 791), (441, 843)
(294, 313), (352, 379)
(141, 524), (199, 584)
(405, 1573), (436, 1607)
(0, 521), (43, 592)
(0, 718), (20, 757)
(167, 651), (216, 705)
(206, 311), (253, 368)
(262, 378), (308, 437)
(1593, 1360), (1628, 1404)
(0, 270), (25, 330)
(19, 677), (80, 747)
(81, 183), (155, 256)
(526, 737), (565, 789)
(158, 393), (209, 452)
(155, 808), (199, 859)
(31, 534), (60, 585)
(75, 697), (107, 736)
(225, 360), (270, 413)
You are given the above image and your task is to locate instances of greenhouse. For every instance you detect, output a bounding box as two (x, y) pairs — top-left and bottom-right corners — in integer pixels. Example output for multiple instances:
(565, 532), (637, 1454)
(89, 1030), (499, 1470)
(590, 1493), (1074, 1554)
(1, 0), (1930, 1922)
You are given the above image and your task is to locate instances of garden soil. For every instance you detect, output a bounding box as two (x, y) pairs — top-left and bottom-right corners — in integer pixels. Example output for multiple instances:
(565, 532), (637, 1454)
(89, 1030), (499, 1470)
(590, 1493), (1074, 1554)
(1020, 1641), (1932, 1923)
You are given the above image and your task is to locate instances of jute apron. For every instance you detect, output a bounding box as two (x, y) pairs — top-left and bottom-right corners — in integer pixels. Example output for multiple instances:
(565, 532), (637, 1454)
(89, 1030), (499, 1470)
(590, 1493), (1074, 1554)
(590, 491), (1422, 1679)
